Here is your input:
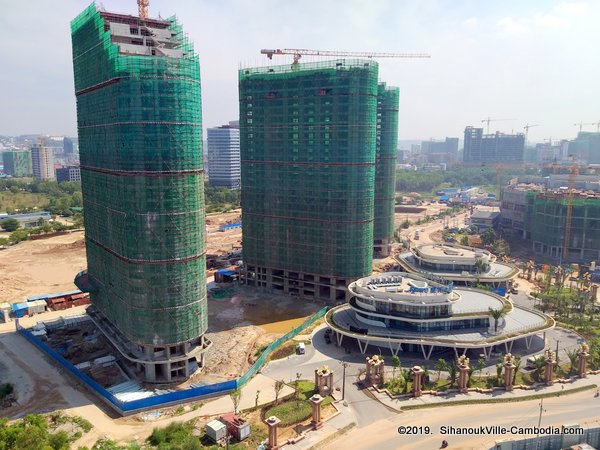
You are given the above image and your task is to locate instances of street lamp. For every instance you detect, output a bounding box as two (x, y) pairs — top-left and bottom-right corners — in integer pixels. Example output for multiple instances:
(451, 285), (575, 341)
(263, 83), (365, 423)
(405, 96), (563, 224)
(339, 361), (348, 401)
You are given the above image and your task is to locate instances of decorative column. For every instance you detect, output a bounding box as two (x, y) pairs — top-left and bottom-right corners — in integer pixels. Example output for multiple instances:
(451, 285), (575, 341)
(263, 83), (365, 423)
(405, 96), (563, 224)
(503, 353), (516, 391)
(365, 355), (385, 388)
(265, 416), (281, 450)
(315, 366), (334, 396)
(544, 349), (555, 386)
(411, 366), (424, 397)
(591, 284), (598, 302)
(310, 394), (324, 430)
(457, 355), (470, 394)
(578, 343), (589, 378)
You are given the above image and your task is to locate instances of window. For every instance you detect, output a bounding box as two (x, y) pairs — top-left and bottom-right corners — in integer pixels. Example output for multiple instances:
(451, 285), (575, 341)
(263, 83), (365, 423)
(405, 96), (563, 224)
(130, 27), (139, 35)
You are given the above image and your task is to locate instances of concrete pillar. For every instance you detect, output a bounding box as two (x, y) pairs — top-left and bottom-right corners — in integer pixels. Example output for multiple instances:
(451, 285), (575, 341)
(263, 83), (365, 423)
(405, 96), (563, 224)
(314, 366), (334, 397)
(411, 366), (424, 398)
(265, 416), (281, 450)
(578, 344), (589, 378)
(365, 355), (385, 388)
(503, 353), (516, 392)
(310, 394), (324, 430)
(457, 355), (470, 394)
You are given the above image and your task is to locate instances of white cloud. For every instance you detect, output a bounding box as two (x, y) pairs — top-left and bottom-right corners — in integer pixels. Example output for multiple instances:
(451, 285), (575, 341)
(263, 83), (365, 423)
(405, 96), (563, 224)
(535, 14), (570, 29)
(464, 17), (478, 26)
(554, 1), (588, 16)
(496, 17), (528, 35)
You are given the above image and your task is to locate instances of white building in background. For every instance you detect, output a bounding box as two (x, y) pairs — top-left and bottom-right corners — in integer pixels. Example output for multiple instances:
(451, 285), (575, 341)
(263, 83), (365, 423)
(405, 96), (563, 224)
(207, 121), (240, 189)
(31, 138), (55, 181)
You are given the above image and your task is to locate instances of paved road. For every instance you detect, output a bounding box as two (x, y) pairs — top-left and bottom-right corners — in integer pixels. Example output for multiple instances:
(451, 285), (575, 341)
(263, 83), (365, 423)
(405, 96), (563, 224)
(333, 387), (600, 450)
(262, 335), (394, 427)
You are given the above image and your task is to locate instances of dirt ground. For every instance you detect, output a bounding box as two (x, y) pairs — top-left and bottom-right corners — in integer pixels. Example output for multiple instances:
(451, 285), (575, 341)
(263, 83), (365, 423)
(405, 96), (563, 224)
(0, 211), (245, 304)
(0, 231), (87, 304)
(201, 286), (322, 382)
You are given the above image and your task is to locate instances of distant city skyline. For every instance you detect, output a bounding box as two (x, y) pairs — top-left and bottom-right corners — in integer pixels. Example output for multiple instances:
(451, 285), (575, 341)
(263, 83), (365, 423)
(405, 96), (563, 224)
(0, 0), (597, 143)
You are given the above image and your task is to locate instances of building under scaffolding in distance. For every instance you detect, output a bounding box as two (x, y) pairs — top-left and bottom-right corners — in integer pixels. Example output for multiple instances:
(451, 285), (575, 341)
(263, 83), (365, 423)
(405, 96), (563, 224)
(501, 179), (600, 261)
(239, 60), (398, 302)
(71, 4), (209, 383)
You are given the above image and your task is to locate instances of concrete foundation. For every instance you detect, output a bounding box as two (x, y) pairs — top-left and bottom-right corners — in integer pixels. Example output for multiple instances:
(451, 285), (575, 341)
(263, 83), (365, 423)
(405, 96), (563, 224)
(241, 264), (353, 303)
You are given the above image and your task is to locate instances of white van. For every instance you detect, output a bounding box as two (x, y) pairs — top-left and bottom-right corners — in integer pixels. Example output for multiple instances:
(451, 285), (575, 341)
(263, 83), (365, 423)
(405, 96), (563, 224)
(296, 342), (305, 355)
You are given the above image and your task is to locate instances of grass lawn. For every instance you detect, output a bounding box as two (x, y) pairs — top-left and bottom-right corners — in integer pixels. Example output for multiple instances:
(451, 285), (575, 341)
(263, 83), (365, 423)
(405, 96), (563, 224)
(0, 191), (48, 211)
(265, 400), (312, 426)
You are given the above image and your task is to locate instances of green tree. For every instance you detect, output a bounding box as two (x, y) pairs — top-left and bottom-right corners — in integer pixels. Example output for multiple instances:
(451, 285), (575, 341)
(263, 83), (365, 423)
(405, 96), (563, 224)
(476, 358), (486, 381)
(0, 218), (20, 232)
(434, 358), (448, 382)
(489, 306), (508, 332)
(274, 380), (285, 405)
(229, 387), (242, 413)
(390, 355), (401, 378)
(480, 228), (497, 246)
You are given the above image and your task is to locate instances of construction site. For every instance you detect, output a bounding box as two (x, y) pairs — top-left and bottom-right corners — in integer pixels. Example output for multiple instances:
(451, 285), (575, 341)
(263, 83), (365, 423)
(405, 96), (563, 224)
(238, 58), (398, 302)
(501, 176), (600, 262)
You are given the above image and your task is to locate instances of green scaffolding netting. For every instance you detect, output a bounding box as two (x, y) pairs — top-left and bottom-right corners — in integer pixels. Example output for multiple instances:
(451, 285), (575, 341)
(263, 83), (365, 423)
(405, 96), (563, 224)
(527, 192), (600, 259)
(238, 60), (379, 277)
(374, 83), (399, 245)
(71, 4), (206, 345)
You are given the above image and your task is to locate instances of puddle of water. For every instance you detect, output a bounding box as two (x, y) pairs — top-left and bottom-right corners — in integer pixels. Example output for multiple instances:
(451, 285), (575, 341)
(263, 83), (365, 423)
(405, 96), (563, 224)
(256, 316), (311, 333)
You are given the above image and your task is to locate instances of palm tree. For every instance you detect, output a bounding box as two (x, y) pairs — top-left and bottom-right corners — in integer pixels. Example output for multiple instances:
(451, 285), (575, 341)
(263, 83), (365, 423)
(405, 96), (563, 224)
(533, 356), (546, 382)
(565, 348), (579, 376)
(390, 355), (401, 379)
(489, 306), (508, 332)
(434, 358), (448, 382)
(476, 358), (486, 381)
(512, 356), (522, 385)
(448, 362), (458, 388)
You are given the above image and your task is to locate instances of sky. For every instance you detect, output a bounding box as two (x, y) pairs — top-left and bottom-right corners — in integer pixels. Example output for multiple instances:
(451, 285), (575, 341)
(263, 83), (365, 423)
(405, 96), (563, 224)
(0, 0), (598, 144)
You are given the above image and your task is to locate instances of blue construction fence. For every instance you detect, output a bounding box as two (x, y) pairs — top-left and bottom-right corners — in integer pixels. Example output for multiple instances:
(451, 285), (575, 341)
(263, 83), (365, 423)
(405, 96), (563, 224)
(16, 305), (328, 415)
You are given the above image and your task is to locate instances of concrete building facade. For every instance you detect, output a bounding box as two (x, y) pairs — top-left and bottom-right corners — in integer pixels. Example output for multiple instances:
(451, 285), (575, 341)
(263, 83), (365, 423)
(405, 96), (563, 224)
(31, 140), (55, 181)
(2, 150), (32, 177)
(207, 122), (241, 189)
(56, 166), (81, 183)
(463, 127), (525, 164)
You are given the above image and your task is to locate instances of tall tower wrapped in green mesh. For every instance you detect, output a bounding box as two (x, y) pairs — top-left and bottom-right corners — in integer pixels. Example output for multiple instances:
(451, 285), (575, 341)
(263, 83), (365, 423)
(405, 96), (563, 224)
(374, 83), (399, 257)
(71, 4), (208, 383)
(239, 60), (378, 302)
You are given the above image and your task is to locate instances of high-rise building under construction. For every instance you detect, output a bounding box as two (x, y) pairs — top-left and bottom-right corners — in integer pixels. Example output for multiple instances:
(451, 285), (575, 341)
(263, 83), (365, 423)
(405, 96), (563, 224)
(71, 4), (209, 383)
(238, 60), (382, 302)
(374, 83), (399, 257)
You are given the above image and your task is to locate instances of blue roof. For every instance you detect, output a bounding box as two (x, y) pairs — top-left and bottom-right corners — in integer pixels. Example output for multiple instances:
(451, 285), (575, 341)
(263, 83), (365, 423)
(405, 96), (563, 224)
(216, 269), (237, 276)
(11, 302), (29, 311)
(220, 223), (241, 230)
(27, 294), (49, 301)
(47, 290), (81, 299)
(439, 195), (450, 201)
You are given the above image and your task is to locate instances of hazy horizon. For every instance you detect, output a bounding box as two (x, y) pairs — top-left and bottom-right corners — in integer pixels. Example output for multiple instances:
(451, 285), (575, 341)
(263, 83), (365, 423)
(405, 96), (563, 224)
(0, 0), (597, 143)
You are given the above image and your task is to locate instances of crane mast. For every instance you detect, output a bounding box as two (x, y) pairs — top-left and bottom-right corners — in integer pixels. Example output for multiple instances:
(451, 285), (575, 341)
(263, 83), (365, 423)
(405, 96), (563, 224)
(260, 48), (430, 64)
(137, 0), (149, 19)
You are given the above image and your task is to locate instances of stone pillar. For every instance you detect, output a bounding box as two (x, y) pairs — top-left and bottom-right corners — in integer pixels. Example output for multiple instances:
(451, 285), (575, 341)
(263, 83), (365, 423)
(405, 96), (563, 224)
(315, 366), (334, 396)
(411, 366), (424, 398)
(265, 416), (281, 450)
(591, 284), (598, 302)
(310, 394), (324, 430)
(503, 353), (516, 392)
(578, 344), (589, 378)
(544, 350), (555, 386)
(457, 355), (470, 394)
(365, 355), (385, 388)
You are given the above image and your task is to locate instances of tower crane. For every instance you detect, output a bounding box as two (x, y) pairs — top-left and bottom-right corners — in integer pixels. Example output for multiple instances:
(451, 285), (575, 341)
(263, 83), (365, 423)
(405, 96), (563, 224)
(481, 117), (516, 134)
(573, 122), (594, 132)
(260, 48), (430, 65)
(563, 155), (579, 262)
(137, 0), (149, 19)
(523, 123), (539, 145)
